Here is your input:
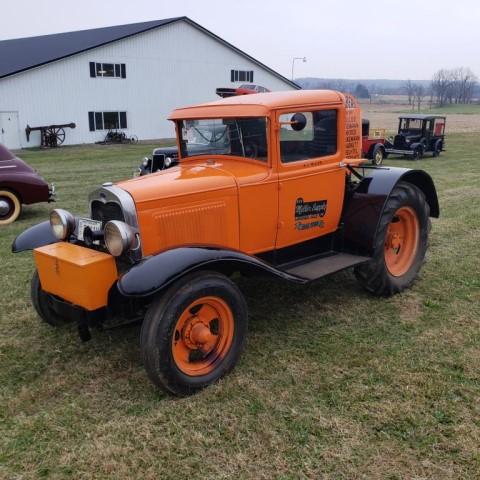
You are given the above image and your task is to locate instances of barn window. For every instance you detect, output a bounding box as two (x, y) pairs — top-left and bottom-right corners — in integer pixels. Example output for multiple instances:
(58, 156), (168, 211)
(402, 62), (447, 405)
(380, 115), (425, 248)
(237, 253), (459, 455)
(88, 112), (128, 131)
(90, 62), (126, 78)
(231, 69), (254, 83)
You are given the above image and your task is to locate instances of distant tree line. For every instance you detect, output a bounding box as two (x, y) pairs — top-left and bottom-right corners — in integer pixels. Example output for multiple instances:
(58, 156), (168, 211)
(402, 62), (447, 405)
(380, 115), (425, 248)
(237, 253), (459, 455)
(403, 67), (478, 110)
(430, 67), (477, 106)
(296, 67), (479, 109)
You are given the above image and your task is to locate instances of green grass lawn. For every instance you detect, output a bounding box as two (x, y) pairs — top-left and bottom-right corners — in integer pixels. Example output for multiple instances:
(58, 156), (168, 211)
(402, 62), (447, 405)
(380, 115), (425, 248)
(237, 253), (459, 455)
(1, 136), (479, 479)
(397, 103), (480, 115)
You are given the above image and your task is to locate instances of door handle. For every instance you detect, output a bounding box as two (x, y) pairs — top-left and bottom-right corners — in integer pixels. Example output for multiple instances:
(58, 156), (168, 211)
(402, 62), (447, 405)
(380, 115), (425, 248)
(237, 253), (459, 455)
(1, 128), (4, 134)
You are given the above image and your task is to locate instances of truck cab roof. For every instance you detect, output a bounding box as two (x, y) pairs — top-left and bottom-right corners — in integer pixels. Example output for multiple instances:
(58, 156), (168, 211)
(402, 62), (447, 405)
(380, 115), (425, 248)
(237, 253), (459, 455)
(169, 90), (345, 120)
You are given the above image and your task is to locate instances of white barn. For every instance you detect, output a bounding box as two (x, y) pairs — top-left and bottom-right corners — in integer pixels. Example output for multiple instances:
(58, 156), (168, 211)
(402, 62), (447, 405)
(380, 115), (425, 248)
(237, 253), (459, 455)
(0, 17), (298, 149)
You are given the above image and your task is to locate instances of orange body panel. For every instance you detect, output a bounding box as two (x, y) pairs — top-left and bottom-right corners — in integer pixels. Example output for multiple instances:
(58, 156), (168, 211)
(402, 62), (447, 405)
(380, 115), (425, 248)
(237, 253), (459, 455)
(34, 243), (118, 311)
(117, 91), (364, 257)
(118, 162), (240, 256)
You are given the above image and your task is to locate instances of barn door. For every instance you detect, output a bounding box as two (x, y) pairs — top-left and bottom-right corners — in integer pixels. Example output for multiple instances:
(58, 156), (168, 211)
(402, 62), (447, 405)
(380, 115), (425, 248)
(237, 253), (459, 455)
(0, 112), (21, 149)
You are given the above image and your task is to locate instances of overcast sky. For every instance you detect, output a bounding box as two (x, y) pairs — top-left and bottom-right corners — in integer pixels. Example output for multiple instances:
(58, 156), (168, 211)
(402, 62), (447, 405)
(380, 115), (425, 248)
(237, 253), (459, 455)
(2, 0), (479, 81)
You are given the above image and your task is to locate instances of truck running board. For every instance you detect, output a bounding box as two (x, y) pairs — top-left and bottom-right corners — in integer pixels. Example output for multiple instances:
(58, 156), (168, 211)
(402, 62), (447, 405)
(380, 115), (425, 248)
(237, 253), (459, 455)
(282, 253), (370, 281)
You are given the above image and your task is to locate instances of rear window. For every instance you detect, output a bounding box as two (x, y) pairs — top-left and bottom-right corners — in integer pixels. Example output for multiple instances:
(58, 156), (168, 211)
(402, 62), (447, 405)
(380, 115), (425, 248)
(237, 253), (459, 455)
(0, 144), (14, 161)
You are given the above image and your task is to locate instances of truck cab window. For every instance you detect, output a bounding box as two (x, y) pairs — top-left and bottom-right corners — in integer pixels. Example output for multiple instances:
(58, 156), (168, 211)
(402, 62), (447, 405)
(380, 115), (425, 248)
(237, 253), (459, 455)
(280, 110), (337, 163)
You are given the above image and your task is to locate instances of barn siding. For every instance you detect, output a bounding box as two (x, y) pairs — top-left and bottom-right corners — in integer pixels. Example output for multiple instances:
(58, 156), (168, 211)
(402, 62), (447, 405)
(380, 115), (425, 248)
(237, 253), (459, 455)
(0, 20), (295, 148)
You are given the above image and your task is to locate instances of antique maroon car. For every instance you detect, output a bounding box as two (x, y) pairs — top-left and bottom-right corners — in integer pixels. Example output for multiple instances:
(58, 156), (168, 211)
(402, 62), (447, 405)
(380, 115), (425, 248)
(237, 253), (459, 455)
(0, 144), (55, 224)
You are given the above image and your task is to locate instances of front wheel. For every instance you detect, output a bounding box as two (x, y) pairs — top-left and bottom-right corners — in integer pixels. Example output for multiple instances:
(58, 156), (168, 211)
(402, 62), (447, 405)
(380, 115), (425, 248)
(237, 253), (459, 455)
(0, 190), (22, 225)
(31, 271), (68, 326)
(413, 146), (423, 160)
(140, 271), (248, 395)
(354, 181), (430, 296)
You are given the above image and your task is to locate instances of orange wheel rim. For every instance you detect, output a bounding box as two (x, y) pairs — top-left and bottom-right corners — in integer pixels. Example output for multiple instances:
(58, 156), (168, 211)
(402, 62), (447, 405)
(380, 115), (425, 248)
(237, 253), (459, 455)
(172, 296), (234, 376)
(384, 206), (419, 277)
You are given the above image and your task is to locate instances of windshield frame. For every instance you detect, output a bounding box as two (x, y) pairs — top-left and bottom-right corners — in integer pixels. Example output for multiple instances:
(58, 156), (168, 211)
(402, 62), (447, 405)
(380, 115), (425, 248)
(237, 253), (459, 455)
(176, 117), (270, 165)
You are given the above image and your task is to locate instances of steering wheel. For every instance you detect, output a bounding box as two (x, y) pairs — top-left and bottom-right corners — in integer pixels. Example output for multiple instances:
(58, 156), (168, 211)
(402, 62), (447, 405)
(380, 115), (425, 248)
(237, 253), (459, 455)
(194, 127), (227, 144)
(244, 142), (258, 158)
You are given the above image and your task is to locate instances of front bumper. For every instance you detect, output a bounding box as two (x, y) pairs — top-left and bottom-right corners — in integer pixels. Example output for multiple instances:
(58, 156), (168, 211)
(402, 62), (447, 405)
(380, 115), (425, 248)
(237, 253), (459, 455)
(34, 242), (118, 311)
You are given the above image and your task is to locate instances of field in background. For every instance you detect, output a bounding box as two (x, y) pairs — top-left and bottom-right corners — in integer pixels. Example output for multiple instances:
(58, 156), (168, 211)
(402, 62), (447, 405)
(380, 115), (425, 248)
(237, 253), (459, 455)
(1, 119), (480, 477)
(361, 96), (480, 134)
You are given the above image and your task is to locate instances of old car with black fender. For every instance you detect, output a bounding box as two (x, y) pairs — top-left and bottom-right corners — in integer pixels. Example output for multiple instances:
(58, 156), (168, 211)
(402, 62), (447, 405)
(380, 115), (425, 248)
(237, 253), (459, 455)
(12, 91), (439, 395)
(0, 143), (55, 224)
(384, 114), (446, 159)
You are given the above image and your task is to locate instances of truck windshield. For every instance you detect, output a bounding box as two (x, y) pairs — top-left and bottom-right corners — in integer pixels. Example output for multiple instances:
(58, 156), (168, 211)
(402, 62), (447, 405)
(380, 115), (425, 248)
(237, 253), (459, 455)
(179, 118), (268, 162)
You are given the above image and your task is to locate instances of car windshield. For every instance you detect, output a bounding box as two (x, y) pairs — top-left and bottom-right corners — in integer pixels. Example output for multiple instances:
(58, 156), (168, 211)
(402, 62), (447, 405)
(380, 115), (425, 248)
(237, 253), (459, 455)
(399, 118), (423, 132)
(179, 118), (268, 162)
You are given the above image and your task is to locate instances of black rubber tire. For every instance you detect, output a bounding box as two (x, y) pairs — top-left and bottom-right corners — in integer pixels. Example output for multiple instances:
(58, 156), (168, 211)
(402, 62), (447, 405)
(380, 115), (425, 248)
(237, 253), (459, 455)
(31, 271), (67, 326)
(354, 181), (430, 296)
(0, 189), (22, 225)
(140, 271), (248, 396)
(413, 146), (424, 160)
(432, 140), (442, 157)
(371, 145), (385, 166)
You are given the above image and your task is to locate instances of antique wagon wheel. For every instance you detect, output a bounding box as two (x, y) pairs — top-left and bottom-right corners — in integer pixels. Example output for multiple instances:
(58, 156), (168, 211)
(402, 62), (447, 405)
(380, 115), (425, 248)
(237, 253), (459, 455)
(45, 127), (66, 145)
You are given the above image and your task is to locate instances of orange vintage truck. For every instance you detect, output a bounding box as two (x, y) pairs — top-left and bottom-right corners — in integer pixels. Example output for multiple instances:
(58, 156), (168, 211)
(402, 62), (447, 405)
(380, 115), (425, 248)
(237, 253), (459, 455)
(12, 90), (439, 395)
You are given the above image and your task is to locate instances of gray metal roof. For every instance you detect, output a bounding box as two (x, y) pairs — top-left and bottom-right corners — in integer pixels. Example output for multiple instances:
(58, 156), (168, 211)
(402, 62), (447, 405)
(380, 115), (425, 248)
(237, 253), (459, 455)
(0, 17), (299, 89)
(0, 18), (182, 79)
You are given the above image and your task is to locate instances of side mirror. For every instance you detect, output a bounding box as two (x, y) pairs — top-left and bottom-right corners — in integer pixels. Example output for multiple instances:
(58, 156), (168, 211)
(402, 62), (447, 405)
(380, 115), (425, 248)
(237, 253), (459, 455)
(290, 113), (307, 131)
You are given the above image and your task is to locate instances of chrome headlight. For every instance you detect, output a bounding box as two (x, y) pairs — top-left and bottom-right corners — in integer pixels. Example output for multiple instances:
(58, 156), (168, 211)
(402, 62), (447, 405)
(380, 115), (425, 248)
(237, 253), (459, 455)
(142, 157), (149, 167)
(104, 220), (136, 256)
(50, 209), (75, 240)
(164, 156), (173, 168)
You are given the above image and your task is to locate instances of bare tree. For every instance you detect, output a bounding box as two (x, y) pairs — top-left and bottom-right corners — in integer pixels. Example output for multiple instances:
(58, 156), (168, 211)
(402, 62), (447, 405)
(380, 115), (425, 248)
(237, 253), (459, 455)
(413, 84), (427, 111)
(431, 69), (453, 106)
(404, 79), (415, 106)
(431, 67), (478, 106)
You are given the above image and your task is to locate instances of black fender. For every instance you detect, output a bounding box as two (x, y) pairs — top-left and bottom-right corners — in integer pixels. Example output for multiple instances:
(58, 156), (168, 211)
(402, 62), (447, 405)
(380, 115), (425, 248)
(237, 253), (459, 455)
(12, 221), (59, 253)
(411, 142), (424, 153)
(342, 167), (439, 255)
(117, 246), (305, 297)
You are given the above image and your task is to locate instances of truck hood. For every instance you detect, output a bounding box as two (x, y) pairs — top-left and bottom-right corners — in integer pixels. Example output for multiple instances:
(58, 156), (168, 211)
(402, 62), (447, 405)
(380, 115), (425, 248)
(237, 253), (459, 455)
(117, 161), (238, 205)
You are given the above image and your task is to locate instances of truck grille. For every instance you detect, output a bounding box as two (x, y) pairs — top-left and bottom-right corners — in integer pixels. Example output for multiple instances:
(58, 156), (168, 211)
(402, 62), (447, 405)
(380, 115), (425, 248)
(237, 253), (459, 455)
(91, 200), (125, 227)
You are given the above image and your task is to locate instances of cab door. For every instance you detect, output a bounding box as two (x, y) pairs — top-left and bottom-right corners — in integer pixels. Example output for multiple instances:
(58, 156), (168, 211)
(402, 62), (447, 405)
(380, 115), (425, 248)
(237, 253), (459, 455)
(275, 107), (345, 249)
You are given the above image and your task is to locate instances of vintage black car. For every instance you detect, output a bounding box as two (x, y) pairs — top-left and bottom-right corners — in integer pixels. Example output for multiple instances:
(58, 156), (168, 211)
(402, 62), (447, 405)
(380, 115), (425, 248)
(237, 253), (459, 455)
(136, 146), (179, 176)
(384, 114), (446, 159)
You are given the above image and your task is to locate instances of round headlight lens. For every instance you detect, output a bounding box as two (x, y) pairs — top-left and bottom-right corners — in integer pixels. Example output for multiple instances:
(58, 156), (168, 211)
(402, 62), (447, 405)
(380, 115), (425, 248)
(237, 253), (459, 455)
(164, 156), (173, 168)
(104, 220), (136, 256)
(50, 209), (75, 240)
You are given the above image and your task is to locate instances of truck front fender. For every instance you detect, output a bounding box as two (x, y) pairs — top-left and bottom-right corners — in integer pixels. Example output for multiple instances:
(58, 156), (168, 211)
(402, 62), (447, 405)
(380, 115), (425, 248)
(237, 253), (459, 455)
(117, 246), (305, 297)
(12, 221), (59, 253)
(342, 167), (439, 255)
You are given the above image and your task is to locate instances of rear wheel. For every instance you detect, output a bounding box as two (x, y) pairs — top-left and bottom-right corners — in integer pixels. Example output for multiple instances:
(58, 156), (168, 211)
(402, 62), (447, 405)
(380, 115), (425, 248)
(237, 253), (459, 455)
(354, 181), (430, 296)
(432, 139), (442, 157)
(31, 271), (67, 326)
(140, 271), (248, 395)
(371, 145), (385, 166)
(0, 190), (21, 225)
